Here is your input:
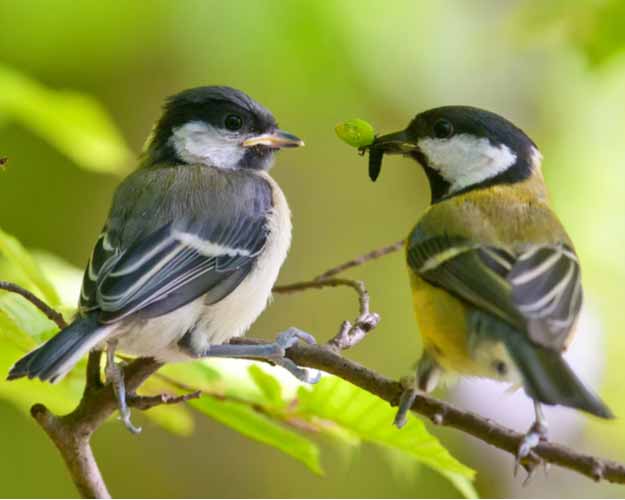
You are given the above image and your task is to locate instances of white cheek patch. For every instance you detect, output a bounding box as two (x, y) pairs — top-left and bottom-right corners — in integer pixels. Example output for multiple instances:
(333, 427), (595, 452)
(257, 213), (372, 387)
(418, 134), (517, 194)
(170, 121), (245, 169)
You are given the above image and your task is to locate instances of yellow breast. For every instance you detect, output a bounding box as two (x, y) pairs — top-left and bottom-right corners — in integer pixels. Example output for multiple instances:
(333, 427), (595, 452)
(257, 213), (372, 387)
(409, 270), (481, 375)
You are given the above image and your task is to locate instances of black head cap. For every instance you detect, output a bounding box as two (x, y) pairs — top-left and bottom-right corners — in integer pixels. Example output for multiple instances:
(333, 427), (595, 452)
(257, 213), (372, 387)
(371, 106), (541, 203)
(145, 86), (302, 170)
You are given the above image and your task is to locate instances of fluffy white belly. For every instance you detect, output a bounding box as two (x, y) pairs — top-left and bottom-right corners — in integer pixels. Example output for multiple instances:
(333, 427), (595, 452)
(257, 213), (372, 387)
(113, 172), (292, 362)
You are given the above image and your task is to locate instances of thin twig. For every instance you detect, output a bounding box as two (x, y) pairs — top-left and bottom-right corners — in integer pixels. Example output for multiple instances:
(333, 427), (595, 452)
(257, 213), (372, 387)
(128, 391), (202, 411)
(314, 239), (404, 280)
(274, 278), (380, 351)
(0, 281), (67, 329)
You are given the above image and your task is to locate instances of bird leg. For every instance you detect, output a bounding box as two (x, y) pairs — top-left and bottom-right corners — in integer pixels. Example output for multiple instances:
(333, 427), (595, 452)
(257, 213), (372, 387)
(394, 352), (442, 428)
(393, 375), (419, 429)
(105, 340), (142, 434)
(179, 327), (321, 384)
(514, 400), (548, 479)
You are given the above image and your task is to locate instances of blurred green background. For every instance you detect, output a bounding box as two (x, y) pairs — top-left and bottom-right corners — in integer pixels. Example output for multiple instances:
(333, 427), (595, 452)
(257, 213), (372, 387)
(2, 0), (625, 497)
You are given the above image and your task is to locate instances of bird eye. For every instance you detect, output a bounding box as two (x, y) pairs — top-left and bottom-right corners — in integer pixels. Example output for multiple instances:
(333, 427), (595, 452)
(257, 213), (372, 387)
(433, 119), (454, 139)
(224, 114), (243, 131)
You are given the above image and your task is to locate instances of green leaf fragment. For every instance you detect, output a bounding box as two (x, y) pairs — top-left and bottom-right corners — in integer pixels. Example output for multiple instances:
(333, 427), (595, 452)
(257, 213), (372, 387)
(191, 395), (322, 475)
(0, 227), (60, 306)
(335, 118), (376, 148)
(297, 376), (476, 496)
(30, 250), (84, 311)
(142, 403), (195, 436)
(0, 343), (81, 415)
(158, 360), (222, 391)
(0, 64), (132, 174)
(0, 311), (38, 351)
(248, 364), (284, 407)
(0, 293), (57, 339)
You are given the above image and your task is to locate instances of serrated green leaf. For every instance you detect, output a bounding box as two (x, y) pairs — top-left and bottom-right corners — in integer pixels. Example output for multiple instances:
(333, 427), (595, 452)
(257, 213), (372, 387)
(248, 364), (284, 408)
(297, 376), (475, 496)
(191, 395), (322, 475)
(190, 359), (299, 407)
(0, 64), (132, 174)
(0, 227), (60, 305)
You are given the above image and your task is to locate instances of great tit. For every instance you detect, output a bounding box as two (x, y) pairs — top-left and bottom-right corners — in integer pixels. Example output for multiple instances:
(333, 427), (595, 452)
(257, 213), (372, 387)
(366, 106), (612, 462)
(8, 86), (318, 433)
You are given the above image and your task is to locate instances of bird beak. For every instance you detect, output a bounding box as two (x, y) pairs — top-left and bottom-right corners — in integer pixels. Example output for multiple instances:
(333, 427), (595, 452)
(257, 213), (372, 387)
(369, 129), (417, 155)
(365, 129), (418, 182)
(242, 129), (304, 149)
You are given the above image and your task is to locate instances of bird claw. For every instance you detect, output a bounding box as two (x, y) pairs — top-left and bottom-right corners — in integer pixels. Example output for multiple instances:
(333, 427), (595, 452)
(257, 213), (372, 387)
(272, 356), (321, 384)
(275, 328), (317, 353)
(106, 341), (142, 434)
(272, 328), (321, 384)
(521, 460), (538, 486)
(514, 420), (548, 480)
(118, 405), (142, 434)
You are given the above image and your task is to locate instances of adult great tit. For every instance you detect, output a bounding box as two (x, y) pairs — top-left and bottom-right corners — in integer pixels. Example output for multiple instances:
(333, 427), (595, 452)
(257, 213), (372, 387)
(8, 86), (318, 433)
(366, 106), (612, 462)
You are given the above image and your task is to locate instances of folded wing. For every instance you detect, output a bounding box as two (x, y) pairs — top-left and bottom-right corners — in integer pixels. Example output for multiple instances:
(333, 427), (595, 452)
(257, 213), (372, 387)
(407, 233), (582, 350)
(80, 214), (268, 324)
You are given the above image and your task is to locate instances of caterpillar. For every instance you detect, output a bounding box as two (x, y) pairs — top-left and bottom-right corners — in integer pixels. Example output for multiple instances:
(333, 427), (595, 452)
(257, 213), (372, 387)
(368, 147), (384, 182)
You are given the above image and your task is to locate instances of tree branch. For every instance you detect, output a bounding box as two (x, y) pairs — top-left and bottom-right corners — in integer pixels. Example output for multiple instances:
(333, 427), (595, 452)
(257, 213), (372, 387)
(29, 351), (165, 498)
(3, 241), (624, 496)
(271, 341), (625, 484)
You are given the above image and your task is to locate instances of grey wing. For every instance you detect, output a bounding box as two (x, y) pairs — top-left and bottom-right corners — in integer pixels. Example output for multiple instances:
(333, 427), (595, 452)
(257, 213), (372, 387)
(79, 214), (268, 324)
(79, 230), (116, 313)
(407, 231), (582, 350)
(508, 245), (582, 349)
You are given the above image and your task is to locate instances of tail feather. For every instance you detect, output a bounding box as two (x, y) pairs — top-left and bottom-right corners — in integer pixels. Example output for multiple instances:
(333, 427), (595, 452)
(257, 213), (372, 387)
(505, 332), (613, 419)
(7, 316), (109, 383)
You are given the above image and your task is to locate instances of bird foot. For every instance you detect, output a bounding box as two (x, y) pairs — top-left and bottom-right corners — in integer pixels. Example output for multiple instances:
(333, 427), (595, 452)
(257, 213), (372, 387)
(393, 375), (418, 429)
(514, 420), (548, 481)
(105, 342), (142, 434)
(186, 328), (322, 384)
(267, 328), (322, 383)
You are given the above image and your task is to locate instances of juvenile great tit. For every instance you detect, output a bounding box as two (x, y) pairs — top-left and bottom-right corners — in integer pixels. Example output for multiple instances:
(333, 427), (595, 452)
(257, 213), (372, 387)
(366, 106), (612, 463)
(8, 86), (318, 433)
